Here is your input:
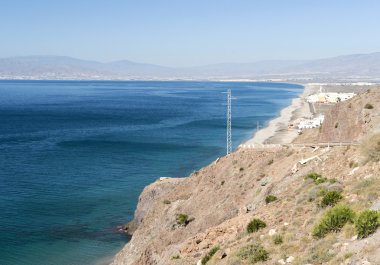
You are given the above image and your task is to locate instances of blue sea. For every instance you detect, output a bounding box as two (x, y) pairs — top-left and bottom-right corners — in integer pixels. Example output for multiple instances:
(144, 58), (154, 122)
(0, 81), (302, 265)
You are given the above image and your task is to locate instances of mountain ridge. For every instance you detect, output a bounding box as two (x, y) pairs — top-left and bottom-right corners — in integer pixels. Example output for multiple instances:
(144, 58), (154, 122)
(1, 53), (380, 81)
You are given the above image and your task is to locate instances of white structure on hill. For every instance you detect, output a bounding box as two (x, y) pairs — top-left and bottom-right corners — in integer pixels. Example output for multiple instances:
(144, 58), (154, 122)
(306, 92), (356, 103)
(298, 114), (325, 129)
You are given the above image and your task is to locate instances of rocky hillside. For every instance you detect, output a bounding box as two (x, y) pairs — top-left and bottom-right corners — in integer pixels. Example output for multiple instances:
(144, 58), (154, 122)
(319, 89), (380, 143)
(112, 89), (380, 265)
(294, 88), (380, 144)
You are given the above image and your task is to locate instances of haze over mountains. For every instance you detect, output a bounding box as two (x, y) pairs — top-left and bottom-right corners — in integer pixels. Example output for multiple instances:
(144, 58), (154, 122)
(1, 52), (380, 81)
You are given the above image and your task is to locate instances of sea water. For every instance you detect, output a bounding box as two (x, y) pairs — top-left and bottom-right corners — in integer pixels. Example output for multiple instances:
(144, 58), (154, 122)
(0, 81), (302, 265)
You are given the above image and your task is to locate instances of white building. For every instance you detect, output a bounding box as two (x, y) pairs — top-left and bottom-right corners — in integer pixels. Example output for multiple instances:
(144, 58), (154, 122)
(306, 92), (356, 103)
(298, 114), (324, 129)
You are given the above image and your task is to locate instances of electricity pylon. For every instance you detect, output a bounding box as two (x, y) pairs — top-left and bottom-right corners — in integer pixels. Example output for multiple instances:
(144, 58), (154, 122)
(226, 89), (232, 155)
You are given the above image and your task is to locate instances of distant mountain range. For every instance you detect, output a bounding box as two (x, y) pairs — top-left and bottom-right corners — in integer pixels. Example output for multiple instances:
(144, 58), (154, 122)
(1, 53), (380, 81)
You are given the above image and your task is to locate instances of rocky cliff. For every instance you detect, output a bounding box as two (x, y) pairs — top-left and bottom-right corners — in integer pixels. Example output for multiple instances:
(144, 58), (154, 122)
(112, 88), (380, 265)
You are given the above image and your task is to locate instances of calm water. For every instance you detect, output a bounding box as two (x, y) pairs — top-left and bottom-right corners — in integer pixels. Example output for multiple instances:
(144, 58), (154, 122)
(0, 81), (302, 265)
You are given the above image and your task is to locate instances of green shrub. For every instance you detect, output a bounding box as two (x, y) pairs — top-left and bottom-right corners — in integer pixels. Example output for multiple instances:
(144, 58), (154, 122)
(312, 205), (355, 238)
(265, 194), (277, 204)
(163, 199), (171, 204)
(355, 210), (380, 238)
(320, 191), (343, 207)
(315, 177), (328, 185)
(305, 172), (326, 184)
(201, 246), (220, 264)
(237, 243), (269, 263)
(171, 255), (180, 260)
(364, 103), (374, 109)
(267, 159), (274, 165)
(305, 172), (318, 180)
(176, 214), (189, 226)
(305, 172), (333, 185)
(247, 219), (266, 233)
(305, 172), (321, 180)
(273, 234), (283, 245)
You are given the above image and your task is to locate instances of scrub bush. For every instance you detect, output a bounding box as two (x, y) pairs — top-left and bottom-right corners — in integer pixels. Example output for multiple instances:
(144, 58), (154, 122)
(237, 243), (269, 263)
(247, 219), (266, 233)
(176, 214), (189, 226)
(265, 195), (277, 204)
(313, 205), (355, 238)
(320, 191), (343, 207)
(355, 210), (379, 238)
(201, 246), (220, 264)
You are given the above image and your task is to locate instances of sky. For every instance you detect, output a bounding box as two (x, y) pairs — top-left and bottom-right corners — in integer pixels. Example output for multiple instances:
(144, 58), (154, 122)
(0, 0), (380, 67)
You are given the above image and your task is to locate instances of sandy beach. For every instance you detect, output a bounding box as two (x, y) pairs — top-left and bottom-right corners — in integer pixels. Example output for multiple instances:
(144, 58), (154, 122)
(244, 84), (315, 145)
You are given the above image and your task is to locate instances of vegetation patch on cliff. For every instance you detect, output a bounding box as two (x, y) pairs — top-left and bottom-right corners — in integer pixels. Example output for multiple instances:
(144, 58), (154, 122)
(313, 204), (355, 238)
(265, 194), (277, 204)
(320, 191), (343, 207)
(247, 219), (266, 233)
(355, 210), (380, 238)
(201, 246), (220, 265)
(237, 243), (269, 263)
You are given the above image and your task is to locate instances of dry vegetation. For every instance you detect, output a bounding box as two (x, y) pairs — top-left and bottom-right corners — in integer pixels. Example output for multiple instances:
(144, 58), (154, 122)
(112, 88), (380, 265)
(361, 133), (380, 163)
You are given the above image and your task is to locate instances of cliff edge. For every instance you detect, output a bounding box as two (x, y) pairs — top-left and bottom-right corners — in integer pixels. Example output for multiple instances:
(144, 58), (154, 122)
(112, 88), (380, 265)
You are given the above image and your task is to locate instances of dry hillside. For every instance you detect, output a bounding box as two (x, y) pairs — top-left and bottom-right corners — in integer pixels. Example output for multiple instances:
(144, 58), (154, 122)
(112, 88), (380, 265)
(294, 88), (380, 144)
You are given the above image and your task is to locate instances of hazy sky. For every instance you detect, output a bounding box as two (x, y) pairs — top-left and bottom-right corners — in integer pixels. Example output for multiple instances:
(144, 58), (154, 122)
(1, 0), (379, 66)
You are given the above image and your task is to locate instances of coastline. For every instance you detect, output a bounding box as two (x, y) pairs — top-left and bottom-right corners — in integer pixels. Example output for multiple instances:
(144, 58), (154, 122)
(110, 83), (380, 264)
(110, 82), (311, 264)
(243, 84), (314, 145)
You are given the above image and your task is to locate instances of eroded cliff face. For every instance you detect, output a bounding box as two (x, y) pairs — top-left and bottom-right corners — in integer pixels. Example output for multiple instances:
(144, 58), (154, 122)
(318, 89), (380, 143)
(293, 88), (380, 145)
(112, 89), (380, 265)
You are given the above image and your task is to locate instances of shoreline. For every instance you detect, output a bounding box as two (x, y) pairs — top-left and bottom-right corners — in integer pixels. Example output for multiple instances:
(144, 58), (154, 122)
(243, 84), (314, 145)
